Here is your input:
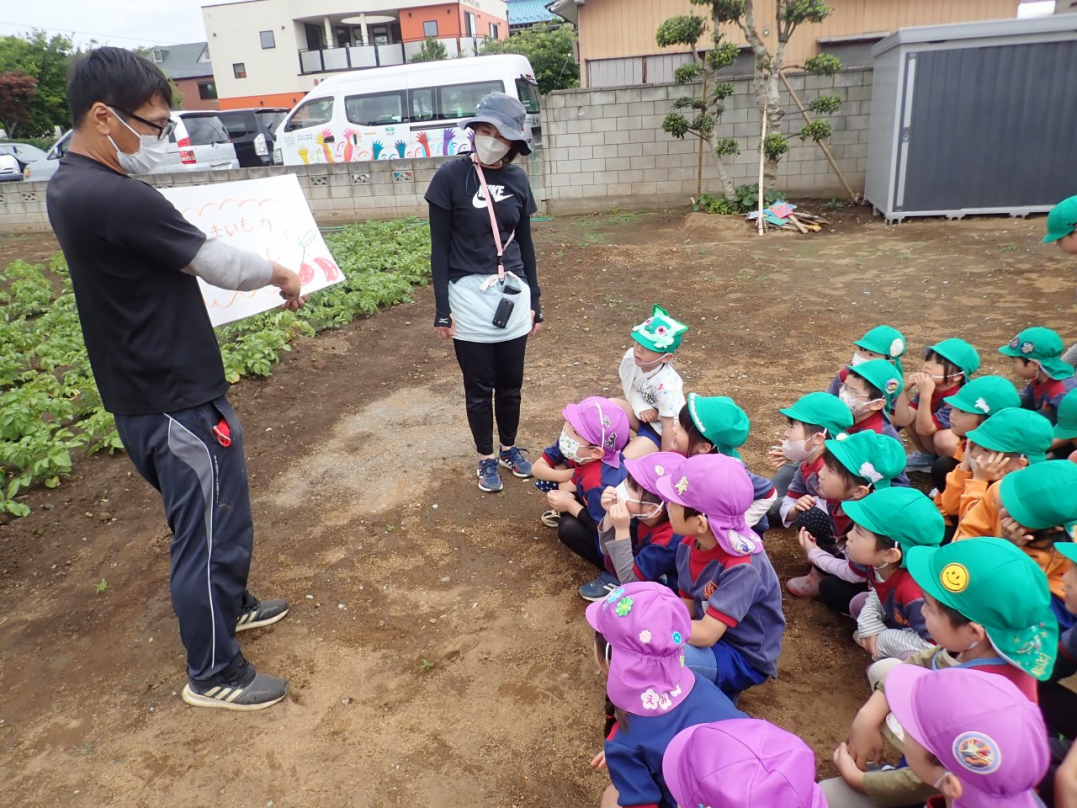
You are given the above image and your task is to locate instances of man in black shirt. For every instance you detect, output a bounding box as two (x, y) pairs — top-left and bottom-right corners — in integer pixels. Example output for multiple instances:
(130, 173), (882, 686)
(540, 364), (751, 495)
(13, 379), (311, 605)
(47, 48), (304, 711)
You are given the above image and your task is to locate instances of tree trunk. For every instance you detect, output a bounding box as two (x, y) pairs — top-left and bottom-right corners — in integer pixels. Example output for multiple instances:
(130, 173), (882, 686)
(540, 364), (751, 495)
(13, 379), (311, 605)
(707, 135), (737, 200)
(762, 40), (788, 188)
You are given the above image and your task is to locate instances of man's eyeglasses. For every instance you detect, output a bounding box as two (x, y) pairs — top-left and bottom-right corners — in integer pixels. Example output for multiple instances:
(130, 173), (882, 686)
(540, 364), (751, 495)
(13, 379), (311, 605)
(111, 107), (176, 141)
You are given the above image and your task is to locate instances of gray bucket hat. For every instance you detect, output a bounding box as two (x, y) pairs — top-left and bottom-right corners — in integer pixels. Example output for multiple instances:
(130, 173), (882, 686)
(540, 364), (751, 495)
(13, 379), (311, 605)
(460, 92), (532, 155)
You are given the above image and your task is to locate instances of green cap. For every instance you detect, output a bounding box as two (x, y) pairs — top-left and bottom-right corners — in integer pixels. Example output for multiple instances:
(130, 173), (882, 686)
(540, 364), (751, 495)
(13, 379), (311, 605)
(943, 375), (1021, 416)
(965, 407), (1053, 463)
(998, 461), (1077, 531)
(1044, 195), (1077, 243)
(907, 538), (1058, 680)
(687, 394), (748, 460)
(824, 430), (907, 490)
(843, 487), (944, 562)
(1055, 389), (1077, 440)
(847, 359), (904, 408)
(631, 305), (689, 353)
(854, 325), (907, 374)
(924, 338), (981, 380)
(1056, 540), (1077, 565)
(778, 391), (854, 436)
(999, 327), (1075, 381)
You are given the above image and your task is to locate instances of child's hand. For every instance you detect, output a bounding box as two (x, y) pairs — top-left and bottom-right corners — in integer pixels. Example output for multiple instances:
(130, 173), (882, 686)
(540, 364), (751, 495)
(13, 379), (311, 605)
(547, 489), (576, 513)
(856, 632), (879, 658)
(910, 371), (935, 395)
(638, 408), (659, 424)
(797, 528), (819, 555)
(600, 486), (618, 512)
(847, 713), (885, 770)
(1000, 512), (1034, 547)
(958, 440), (973, 472)
(589, 749), (607, 770)
(766, 446), (789, 470)
(792, 495), (816, 514)
(609, 502), (632, 533)
(833, 743), (867, 790)
(971, 450), (1009, 483)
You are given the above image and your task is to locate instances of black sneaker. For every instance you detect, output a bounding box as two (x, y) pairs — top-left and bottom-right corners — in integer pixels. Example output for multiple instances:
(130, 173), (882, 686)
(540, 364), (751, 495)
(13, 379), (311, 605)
(182, 670), (288, 711)
(236, 597), (289, 632)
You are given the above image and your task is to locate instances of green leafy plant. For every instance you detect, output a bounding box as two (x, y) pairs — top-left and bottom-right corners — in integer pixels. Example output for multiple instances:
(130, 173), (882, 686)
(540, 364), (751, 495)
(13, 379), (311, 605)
(693, 194), (735, 214)
(798, 119), (833, 142)
(479, 23), (579, 93)
(733, 183), (783, 213)
(420, 658), (435, 673)
(409, 38), (448, 63)
(803, 53), (842, 76)
(94, 579), (108, 594)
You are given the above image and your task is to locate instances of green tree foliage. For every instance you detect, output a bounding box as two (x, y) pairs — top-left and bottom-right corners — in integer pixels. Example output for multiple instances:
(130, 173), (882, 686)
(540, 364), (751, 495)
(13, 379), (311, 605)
(0, 31), (81, 137)
(410, 38), (449, 63)
(480, 23), (579, 94)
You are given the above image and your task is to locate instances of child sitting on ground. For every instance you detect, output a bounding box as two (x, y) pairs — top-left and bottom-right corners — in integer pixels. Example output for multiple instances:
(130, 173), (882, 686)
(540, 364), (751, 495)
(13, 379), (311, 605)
(821, 537), (1057, 807)
(586, 581), (744, 808)
(843, 487), (943, 661)
(662, 718), (827, 808)
(578, 451), (682, 602)
(940, 407), (1052, 530)
(614, 306), (688, 459)
(656, 454), (785, 699)
(837, 359), (911, 487)
(827, 325), (907, 397)
(894, 338), (981, 470)
(1000, 326), (1077, 448)
(671, 394), (776, 535)
(539, 397), (630, 569)
(1053, 388), (1077, 462)
(930, 375), (1021, 515)
(787, 430), (907, 606)
(955, 459), (1077, 630)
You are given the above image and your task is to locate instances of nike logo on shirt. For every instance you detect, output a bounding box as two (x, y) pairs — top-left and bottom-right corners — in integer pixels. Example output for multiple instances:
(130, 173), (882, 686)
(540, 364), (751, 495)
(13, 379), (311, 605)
(473, 185), (514, 208)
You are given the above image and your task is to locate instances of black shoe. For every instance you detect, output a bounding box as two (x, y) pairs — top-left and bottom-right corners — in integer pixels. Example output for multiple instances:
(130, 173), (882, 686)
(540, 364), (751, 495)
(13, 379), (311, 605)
(236, 597), (289, 632)
(182, 670), (288, 711)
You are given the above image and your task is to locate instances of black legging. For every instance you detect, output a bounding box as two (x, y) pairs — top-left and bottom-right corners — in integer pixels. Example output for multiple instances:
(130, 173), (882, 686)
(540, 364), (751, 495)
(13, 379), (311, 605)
(453, 335), (528, 456)
(558, 509), (603, 569)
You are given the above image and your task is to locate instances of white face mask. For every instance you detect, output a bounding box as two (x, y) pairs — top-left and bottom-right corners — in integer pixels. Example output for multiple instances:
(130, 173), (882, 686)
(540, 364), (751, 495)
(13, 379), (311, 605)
(614, 481), (663, 520)
(839, 387), (882, 417)
(559, 430), (592, 464)
(850, 352), (870, 367)
(474, 134), (511, 165)
(107, 108), (168, 174)
(782, 435), (818, 464)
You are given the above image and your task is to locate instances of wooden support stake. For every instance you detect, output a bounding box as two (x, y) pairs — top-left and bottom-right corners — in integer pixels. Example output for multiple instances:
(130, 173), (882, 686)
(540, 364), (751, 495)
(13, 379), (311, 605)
(779, 71), (859, 204)
(758, 112), (767, 236)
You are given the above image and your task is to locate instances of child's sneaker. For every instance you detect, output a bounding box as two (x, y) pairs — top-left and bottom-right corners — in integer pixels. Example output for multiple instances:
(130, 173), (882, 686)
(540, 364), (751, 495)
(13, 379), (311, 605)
(905, 451), (936, 473)
(477, 458), (504, 492)
(540, 509), (561, 528)
(499, 446), (533, 478)
(786, 566), (824, 598)
(578, 571), (620, 602)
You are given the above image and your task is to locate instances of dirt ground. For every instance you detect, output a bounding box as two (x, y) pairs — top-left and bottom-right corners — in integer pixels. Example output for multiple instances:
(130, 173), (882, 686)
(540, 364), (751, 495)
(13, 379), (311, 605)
(1, 206), (1074, 808)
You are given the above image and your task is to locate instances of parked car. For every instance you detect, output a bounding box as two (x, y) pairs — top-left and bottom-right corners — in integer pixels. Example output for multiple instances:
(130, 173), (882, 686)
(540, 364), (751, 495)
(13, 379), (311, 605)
(0, 152), (22, 183)
(0, 142), (48, 170)
(216, 108), (288, 167)
(23, 111), (239, 182)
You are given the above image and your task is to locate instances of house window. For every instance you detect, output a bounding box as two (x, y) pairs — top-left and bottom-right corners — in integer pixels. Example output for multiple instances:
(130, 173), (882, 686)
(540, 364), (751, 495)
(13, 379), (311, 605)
(260, 30), (276, 49)
(464, 12), (476, 37)
(233, 62), (247, 79)
(198, 81), (218, 100)
(489, 22), (498, 39)
(423, 20), (438, 37)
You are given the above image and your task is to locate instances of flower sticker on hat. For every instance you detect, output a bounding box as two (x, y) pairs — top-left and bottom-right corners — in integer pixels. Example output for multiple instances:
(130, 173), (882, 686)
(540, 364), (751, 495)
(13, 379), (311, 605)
(859, 462), (883, 484)
(675, 476), (690, 495)
(940, 563), (969, 593)
(657, 692), (672, 710)
(1021, 341), (1035, 355)
(639, 629), (652, 644)
(1009, 336), (1021, 351)
(885, 378), (900, 395)
(974, 397), (990, 414)
(953, 732), (1001, 775)
(672, 630), (684, 646)
(615, 596), (634, 617)
(655, 465), (665, 476)
(641, 688), (660, 711)
(891, 338), (905, 357)
(606, 586), (626, 605)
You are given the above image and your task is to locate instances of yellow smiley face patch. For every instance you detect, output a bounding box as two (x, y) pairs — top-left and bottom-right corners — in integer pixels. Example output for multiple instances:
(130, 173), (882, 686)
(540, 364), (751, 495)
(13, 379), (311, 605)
(941, 562), (969, 593)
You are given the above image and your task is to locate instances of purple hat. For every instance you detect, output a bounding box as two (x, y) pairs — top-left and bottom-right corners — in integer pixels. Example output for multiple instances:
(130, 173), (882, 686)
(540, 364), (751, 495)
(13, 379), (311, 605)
(623, 451), (684, 496)
(886, 666), (1049, 808)
(563, 396), (629, 469)
(663, 719), (827, 808)
(585, 581), (695, 717)
(654, 454), (763, 556)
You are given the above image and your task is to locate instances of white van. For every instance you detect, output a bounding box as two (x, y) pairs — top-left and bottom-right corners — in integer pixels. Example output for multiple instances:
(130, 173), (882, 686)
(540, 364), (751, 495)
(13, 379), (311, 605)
(274, 54), (541, 167)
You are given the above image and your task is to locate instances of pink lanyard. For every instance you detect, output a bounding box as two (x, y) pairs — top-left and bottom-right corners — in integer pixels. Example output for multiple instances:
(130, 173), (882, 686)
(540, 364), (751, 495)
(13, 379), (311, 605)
(472, 154), (515, 281)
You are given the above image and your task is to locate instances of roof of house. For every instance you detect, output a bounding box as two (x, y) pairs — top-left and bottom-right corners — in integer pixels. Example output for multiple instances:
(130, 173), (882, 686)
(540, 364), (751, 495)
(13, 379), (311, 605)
(507, 0), (559, 25)
(154, 42), (214, 80)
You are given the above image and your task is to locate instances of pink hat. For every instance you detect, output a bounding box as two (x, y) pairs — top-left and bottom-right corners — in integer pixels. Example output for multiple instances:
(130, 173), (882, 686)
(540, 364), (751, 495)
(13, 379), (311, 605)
(654, 454), (763, 556)
(562, 396), (629, 469)
(623, 451), (684, 496)
(885, 666), (1049, 808)
(585, 581), (695, 717)
(663, 719), (827, 808)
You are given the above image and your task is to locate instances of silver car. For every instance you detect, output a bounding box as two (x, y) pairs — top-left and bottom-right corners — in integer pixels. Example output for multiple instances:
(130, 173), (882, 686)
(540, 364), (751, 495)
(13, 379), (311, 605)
(23, 111), (239, 182)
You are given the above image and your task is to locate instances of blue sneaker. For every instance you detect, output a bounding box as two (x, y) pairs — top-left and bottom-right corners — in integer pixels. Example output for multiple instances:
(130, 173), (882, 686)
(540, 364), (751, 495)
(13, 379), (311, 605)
(499, 445), (533, 478)
(578, 571), (620, 602)
(476, 458), (504, 492)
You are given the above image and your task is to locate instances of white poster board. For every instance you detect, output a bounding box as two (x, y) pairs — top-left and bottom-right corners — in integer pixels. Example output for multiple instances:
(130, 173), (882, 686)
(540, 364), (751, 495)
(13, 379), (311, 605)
(159, 174), (344, 326)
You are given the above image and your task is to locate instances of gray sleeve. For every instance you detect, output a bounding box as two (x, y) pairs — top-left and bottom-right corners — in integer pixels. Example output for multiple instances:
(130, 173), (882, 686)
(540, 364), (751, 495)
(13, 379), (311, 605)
(607, 536), (640, 584)
(857, 589), (888, 638)
(183, 238), (273, 291)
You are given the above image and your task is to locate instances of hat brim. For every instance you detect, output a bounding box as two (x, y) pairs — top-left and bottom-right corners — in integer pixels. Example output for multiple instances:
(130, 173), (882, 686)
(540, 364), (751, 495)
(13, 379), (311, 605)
(631, 331), (679, 353)
(841, 497), (886, 536)
(460, 116), (532, 155)
(562, 402), (594, 446)
(998, 345), (1022, 358)
(655, 472), (691, 508)
(880, 665), (933, 752)
(624, 452), (686, 498)
(943, 393), (982, 414)
(778, 404), (845, 435)
(997, 473), (1054, 529)
(925, 345), (976, 377)
(1044, 231), (1067, 244)
(1054, 423), (1077, 440)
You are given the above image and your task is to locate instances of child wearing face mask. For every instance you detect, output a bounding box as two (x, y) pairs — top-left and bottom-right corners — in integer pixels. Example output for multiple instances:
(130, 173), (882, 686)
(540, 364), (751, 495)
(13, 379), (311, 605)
(939, 407), (1052, 528)
(893, 339), (981, 472)
(837, 360), (911, 489)
(822, 538), (1057, 808)
(577, 452), (682, 602)
(535, 397), (630, 569)
(955, 460), (1077, 630)
(671, 394), (776, 536)
(843, 487), (943, 661)
(787, 430), (907, 607)
(613, 305), (689, 460)
(827, 325), (907, 398)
